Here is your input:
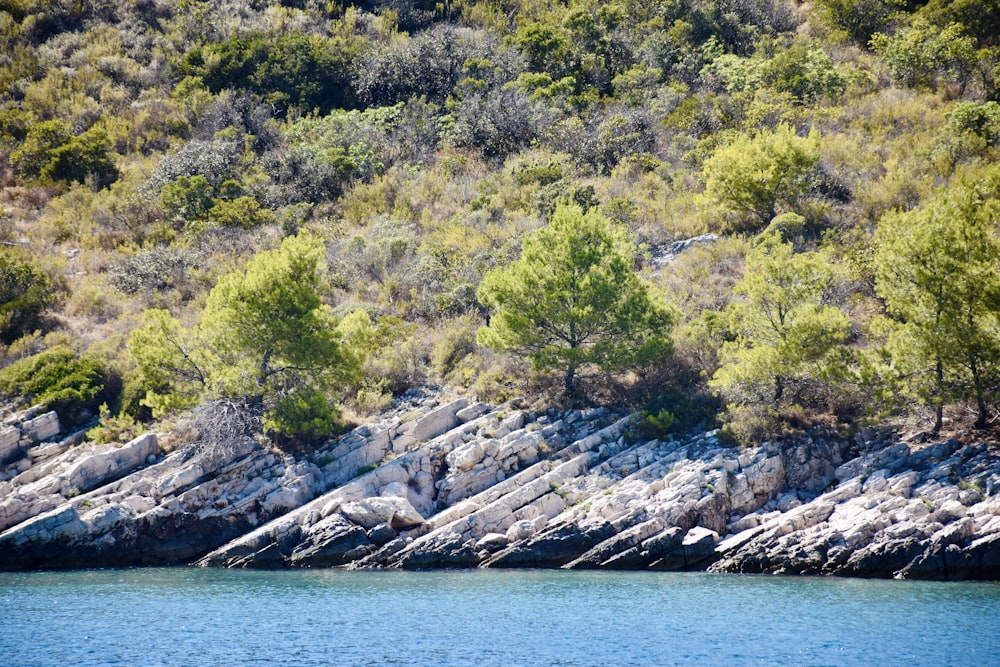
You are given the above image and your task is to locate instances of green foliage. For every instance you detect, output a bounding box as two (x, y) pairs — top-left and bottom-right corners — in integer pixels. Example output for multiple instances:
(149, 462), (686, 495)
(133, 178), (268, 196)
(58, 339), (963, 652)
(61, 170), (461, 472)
(813, 0), (902, 45)
(919, 0), (1000, 48)
(871, 20), (978, 93)
(41, 127), (119, 188)
(128, 234), (359, 441)
(160, 175), (214, 224)
(198, 233), (357, 437)
(0, 345), (116, 427)
(127, 309), (206, 417)
(874, 175), (1000, 429)
(629, 407), (675, 441)
(477, 202), (674, 398)
(179, 32), (358, 114)
(710, 230), (851, 423)
(931, 101), (1000, 171)
(699, 124), (821, 232)
(86, 403), (141, 445)
(205, 196), (274, 229)
(272, 106), (404, 202)
(0, 252), (53, 345)
(705, 42), (846, 104)
(11, 120), (118, 187)
(7, 0), (1000, 440)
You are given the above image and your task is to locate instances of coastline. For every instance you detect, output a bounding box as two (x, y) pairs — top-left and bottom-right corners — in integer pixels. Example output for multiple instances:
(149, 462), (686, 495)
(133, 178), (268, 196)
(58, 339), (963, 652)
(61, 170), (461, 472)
(2, 390), (999, 580)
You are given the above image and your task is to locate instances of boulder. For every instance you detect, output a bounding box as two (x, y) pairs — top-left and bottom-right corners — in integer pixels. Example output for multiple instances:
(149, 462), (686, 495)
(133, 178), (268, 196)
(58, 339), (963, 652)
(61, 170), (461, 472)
(505, 519), (537, 542)
(368, 523), (398, 547)
(340, 496), (424, 530)
(682, 526), (720, 563)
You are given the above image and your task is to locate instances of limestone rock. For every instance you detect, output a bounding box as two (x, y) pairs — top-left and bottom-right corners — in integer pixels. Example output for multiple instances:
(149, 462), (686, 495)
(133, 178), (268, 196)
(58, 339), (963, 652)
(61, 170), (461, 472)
(22, 412), (60, 443)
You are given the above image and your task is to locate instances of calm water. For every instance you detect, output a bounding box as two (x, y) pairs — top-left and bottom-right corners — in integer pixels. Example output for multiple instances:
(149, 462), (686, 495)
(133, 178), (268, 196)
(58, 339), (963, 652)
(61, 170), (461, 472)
(2, 568), (999, 667)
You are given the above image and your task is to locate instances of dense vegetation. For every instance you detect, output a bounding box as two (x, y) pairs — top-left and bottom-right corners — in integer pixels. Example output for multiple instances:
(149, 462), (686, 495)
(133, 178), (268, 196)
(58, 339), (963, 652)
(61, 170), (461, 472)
(1, 0), (999, 446)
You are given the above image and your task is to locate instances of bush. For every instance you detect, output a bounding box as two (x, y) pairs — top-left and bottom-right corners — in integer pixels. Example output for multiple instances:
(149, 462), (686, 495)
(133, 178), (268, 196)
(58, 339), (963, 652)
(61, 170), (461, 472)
(108, 247), (203, 296)
(355, 26), (504, 107)
(145, 138), (241, 193)
(11, 120), (118, 187)
(0, 345), (118, 427)
(699, 123), (821, 232)
(160, 175), (214, 224)
(0, 253), (54, 344)
(449, 86), (550, 159)
(871, 20), (978, 93)
(179, 31), (358, 114)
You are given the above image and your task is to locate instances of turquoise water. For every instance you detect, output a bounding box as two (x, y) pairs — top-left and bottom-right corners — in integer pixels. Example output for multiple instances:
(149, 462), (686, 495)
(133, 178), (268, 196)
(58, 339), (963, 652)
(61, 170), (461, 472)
(2, 568), (999, 666)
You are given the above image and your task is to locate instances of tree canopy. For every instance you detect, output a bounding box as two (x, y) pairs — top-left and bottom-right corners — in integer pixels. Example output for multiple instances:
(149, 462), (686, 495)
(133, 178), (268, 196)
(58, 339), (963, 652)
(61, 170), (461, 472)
(710, 229), (851, 437)
(128, 233), (358, 441)
(874, 174), (1000, 430)
(477, 202), (673, 397)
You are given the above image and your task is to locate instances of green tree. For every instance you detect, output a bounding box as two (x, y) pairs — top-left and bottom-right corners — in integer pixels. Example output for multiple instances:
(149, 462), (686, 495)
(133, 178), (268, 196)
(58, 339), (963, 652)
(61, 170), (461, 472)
(128, 233), (358, 441)
(160, 175), (214, 225)
(874, 178), (1000, 430)
(813, 0), (903, 46)
(476, 202), (673, 397)
(127, 308), (207, 418)
(699, 124), (821, 232)
(709, 230), (851, 417)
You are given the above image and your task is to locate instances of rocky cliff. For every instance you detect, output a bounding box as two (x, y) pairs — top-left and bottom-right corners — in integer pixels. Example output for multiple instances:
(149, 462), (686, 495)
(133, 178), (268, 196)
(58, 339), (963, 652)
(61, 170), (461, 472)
(1, 390), (999, 579)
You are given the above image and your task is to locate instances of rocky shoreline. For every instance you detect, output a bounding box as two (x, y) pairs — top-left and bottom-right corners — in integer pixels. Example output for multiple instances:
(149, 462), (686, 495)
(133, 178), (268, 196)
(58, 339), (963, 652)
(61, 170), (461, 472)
(1, 390), (999, 580)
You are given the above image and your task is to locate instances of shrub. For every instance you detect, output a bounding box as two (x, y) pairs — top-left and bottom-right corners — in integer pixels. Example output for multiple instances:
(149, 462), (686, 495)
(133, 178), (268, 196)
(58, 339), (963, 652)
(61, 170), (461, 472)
(699, 123), (821, 232)
(160, 175), (214, 224)
(871, 20), (978, 93)
(0, 253), (54, 345)
(145, 138), (241, 193)
(205, 196), (274, 229)
(449, 86), (550, 159)
(0, 345), (118, 427)
(355, 26), (504, 107)
(179, 31), (358, 114)
(11, 120), (118, 187)
(812, 0), (903, 46)
(108, 247), (203, 296)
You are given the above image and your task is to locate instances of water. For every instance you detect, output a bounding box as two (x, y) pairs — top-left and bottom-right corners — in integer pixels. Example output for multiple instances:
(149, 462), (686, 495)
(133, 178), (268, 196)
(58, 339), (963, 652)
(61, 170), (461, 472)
(2, 568), (999, 667)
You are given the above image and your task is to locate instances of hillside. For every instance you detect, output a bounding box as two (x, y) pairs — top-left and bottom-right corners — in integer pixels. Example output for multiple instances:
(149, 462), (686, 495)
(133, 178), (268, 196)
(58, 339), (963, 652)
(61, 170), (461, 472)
(0, 0), (999, 468)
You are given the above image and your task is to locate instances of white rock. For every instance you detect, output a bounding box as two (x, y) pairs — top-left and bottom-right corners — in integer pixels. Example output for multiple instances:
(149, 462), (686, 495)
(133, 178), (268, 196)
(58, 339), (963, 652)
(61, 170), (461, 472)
(456, 403), (491, 423)
(0, 426), (21, 462)
(447, 442), (484, 472)
(381, 481), (408, 498)
(411, 399), (469, 442)
(22, 411), (60, 442)
(477, 532), (508, 550)
(506, 519), (536, 541)
(341, 496), (424, 530)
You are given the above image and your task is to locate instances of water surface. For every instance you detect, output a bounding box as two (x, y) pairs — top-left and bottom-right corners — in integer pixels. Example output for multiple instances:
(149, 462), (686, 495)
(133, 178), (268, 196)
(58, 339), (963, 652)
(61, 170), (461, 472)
(2, 568), (998, 666)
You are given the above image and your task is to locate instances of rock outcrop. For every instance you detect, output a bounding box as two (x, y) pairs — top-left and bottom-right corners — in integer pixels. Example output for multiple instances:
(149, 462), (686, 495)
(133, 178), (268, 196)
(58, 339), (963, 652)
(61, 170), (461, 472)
(1, 391), (999, 580)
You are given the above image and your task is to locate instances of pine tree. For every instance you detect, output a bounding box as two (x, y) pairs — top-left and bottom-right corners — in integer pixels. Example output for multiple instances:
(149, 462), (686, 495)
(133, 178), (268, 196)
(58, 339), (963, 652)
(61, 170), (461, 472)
(477, 202), (673, 397)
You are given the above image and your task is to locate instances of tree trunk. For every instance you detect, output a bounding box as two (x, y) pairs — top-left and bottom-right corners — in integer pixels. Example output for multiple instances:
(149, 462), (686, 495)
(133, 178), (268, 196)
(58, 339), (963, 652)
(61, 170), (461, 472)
(971, 355), (988, 429)
(564, 365), (576, 398)
(933, 358), (944, 433)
